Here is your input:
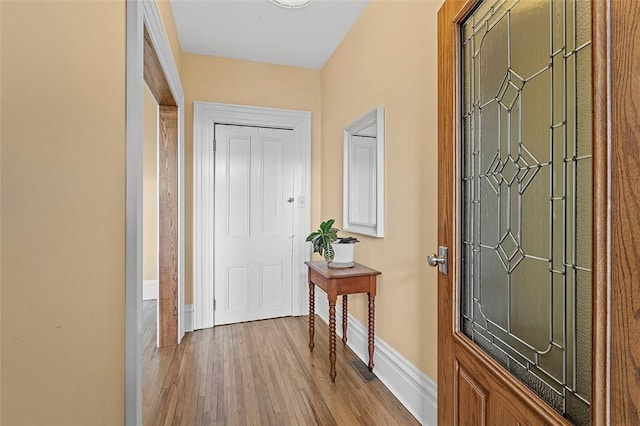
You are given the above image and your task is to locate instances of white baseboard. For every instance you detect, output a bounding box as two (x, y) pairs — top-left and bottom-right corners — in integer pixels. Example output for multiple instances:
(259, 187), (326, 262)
(184, 304), (194, 332)
(143, 279), (158, 301)
(315, 290), (437, 426)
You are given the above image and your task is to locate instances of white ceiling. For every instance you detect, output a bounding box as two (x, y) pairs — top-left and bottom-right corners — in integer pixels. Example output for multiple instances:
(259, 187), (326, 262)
(169, 0), (370, 69)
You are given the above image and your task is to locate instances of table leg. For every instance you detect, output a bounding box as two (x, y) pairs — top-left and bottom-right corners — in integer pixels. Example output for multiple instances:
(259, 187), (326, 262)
(308, 282), (315, 352)
(329, 298), (337, 382)
(342, 295), (348, 346)
(368, 292), (375, 371)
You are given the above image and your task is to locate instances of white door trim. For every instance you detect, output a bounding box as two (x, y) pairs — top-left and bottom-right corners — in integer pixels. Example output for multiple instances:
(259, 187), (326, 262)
(126, 1), (185, 424)
(193, 101), (311, 330)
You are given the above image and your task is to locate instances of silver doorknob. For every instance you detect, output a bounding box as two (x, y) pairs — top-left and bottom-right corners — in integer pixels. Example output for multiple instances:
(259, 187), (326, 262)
(427, 253), (445, 267)
(427, 246), (448, 274)
(287, 197), (294, 203)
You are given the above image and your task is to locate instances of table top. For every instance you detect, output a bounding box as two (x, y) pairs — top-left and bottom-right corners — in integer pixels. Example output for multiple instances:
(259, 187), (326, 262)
(305, 261), (381, 279)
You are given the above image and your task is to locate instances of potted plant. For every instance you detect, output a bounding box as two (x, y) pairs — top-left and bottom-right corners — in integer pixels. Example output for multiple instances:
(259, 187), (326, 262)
(306, 219), (359, 268)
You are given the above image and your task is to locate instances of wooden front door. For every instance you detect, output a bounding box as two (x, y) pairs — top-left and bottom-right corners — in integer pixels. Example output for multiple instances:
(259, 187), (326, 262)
(437, 0), (640, 424)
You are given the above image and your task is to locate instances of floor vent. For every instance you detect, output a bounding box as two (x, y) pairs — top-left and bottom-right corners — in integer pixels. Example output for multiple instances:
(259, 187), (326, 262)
(351, 360), (378, 382)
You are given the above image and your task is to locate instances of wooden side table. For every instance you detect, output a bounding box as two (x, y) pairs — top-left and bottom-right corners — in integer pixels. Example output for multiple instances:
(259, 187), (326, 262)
(305, 261), (381, 382)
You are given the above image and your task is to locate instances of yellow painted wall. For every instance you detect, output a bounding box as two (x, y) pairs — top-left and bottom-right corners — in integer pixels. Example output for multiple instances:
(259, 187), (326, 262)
(0, 0), (441, 421)
(0, 2), (3, 420)
(1, 1), (125, 424)
(143, 85), (158, 282)
(156, 0), (182, 75)
(321, 0), (441, 381)
(181, 54), (322, 304)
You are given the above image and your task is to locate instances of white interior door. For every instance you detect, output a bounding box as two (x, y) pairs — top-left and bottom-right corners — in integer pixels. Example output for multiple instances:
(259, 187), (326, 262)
(214, 124), (294, 325)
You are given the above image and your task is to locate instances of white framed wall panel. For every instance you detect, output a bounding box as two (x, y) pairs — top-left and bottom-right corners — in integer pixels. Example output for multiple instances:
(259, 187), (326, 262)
(343, 106), (384, 238)
(193, 102), (312, 330)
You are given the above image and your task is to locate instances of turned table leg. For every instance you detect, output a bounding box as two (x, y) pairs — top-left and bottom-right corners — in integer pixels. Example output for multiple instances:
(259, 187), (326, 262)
(329, 298), (337, 382)
(308, 282), (315, 352)
(368, 292), (375, 371)
(342, 295), (348, 346)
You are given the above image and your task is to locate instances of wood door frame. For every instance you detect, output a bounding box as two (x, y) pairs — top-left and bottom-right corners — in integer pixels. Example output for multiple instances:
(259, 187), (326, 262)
(143, 24), (182, 349)
(604, 0), (640, 421)
(156, 104), (178, 347)
(437, 0), (639, 423)
(126, 1), (185, 424)
(192, 101), (312, 330)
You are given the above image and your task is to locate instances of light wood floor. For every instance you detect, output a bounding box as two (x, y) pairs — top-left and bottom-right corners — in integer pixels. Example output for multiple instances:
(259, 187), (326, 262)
(143, 301), (419, 425)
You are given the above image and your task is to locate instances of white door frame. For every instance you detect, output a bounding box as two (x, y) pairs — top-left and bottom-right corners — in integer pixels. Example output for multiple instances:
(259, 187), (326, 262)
(193, 101), (311, 330)
(126, 1), (185, 424)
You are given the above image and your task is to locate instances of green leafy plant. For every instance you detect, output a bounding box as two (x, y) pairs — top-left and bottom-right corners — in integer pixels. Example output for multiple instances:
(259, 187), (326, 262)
(306, 219), (339, 262)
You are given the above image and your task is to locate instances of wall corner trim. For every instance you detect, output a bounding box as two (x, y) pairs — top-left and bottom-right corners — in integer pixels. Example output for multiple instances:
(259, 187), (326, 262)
(127, 0), (186, 424)
(315, 292), (438, 426)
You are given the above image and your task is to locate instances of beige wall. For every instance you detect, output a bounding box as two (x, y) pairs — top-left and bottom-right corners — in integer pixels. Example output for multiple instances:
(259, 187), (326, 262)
(156, 0), (182, 75)
(0, 1), (440, 421)
(1, 1), (125, 424)
(181, 54), (322, 304)
(321, 0), (441, 381)
(143, 85), (159, 282)
(0, 3), (3, 420)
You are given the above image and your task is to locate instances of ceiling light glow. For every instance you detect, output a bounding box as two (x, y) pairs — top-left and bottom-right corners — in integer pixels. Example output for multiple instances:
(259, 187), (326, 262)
(270, 0), (313, 9)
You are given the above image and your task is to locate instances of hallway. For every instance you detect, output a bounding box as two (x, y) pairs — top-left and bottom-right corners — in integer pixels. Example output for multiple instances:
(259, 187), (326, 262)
(142, 301), (419, 425)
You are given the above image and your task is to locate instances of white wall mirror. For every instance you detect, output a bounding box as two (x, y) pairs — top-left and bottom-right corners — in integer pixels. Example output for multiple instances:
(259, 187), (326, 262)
(343, 106), (384, 238)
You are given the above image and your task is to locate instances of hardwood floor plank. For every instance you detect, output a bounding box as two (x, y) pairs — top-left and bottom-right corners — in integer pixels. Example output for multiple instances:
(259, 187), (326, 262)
(143, 301), (419, 425)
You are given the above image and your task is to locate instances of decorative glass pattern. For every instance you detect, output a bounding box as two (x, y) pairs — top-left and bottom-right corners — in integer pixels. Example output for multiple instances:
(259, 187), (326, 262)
(460, 0), (592, 424)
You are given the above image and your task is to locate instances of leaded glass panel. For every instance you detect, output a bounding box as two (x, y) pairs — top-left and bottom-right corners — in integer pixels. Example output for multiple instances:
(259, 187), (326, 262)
(460, 0), (592, 424)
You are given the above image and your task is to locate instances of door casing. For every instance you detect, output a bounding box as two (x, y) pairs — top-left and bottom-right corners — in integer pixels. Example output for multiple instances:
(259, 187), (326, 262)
(193, 101), (312, 330)
(125, 1), (186, 424)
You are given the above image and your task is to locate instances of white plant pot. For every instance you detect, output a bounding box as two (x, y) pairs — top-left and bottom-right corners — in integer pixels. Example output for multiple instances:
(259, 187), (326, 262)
(328, 243), (355, 268)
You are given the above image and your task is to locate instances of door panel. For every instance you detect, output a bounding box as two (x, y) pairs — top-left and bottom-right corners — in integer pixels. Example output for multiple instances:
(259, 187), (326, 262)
(261, 263), (283, 308)
(439, 0), (640, 425)
(455, 339), (554, 424)
(456, 363), (487, 426)
(492, 402), (527, 426)
(227, 265), (249, 312)
(215, 125), (294, 325)
(439, 0), (592, 424)
(226, 136), (251, 237)
(459, 0), (592, 421)
(261, 139), (285, 235)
